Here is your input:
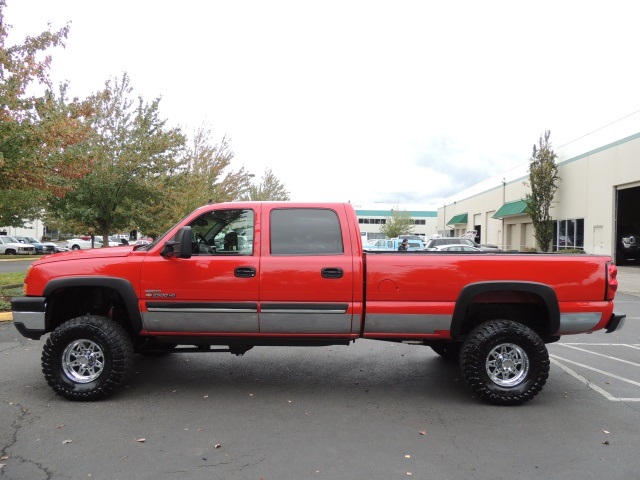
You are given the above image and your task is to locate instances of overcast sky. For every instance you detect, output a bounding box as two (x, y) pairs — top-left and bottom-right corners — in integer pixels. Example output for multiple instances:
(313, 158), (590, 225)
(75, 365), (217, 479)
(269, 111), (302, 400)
(5, 1), (640, 209)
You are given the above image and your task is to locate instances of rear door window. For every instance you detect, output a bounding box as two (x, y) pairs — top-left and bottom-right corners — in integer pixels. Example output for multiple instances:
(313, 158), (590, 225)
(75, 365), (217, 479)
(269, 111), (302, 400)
(270, 208), (344, 255)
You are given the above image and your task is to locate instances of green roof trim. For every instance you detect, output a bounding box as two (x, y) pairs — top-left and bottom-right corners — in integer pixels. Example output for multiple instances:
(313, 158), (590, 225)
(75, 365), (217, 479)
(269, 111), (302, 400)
(492, 200), (529, 219)
(446, 213), (468, 225)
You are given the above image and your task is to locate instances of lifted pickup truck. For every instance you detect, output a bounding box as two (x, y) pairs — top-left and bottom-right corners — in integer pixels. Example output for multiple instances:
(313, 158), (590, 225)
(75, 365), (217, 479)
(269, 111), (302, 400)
(12, 202), (625, 405)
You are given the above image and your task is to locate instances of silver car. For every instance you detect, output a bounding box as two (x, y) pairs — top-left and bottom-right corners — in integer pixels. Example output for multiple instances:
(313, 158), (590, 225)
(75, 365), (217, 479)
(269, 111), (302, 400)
(0, 236), (36, 255)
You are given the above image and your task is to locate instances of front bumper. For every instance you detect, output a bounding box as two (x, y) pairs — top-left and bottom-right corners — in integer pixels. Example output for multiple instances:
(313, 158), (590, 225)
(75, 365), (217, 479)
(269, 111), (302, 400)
(11, 296), (46, 340)
(605, 313), (626, 333)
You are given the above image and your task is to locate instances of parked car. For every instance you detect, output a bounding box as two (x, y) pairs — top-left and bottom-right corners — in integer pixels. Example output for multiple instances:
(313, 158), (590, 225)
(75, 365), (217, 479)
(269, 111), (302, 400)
(14, 236), (56, 254)
(66, 237), (122, 250)
(618, 232), (640, 265)
(398, 234), (427, 248)
(0, 235), (36, 255)
(431, 244), (482, 252)
(425, 237), (501, 252)
(364, 238), (423, 251)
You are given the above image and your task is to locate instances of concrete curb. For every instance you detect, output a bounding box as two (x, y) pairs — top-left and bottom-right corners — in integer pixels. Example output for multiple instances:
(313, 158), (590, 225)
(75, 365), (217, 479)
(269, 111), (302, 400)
(0, 312), (12, 322)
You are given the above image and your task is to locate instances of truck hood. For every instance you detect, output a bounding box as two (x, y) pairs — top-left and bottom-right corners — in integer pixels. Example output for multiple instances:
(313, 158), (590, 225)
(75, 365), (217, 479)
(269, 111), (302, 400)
(32, 245), (134, 265)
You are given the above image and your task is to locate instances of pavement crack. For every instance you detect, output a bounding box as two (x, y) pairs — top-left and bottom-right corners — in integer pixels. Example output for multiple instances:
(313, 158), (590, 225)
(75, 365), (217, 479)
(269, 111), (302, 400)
(1, 401), (53, 480)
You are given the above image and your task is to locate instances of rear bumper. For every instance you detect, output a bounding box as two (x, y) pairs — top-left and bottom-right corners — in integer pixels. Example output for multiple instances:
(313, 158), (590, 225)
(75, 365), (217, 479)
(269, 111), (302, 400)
(605, 313), (626, 333)
(11, 296), (46, 340)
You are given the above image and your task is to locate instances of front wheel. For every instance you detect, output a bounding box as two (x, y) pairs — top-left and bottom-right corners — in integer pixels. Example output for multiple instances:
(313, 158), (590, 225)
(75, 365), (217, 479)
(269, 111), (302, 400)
(42, 315), (134, 400)
(460, 320), (549, 406)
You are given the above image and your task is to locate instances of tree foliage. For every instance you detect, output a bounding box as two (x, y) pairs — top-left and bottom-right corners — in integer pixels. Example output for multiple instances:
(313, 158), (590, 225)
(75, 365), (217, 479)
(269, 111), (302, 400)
(150, 125), (255, 236)
(525, 130), (560, 252)
(0, 2), (94, 226)
(242, 168), (290, 201)
(380, 208), (415, 239)
(47, 73), (186, 245)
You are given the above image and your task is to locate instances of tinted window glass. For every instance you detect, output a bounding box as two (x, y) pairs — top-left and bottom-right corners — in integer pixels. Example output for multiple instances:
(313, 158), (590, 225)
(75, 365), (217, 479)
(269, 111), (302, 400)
(271, 208), (343, 255)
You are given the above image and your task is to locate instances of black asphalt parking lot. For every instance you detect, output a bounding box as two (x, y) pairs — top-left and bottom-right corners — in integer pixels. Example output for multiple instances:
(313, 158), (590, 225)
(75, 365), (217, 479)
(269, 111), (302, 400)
(0, 293), (639, 480)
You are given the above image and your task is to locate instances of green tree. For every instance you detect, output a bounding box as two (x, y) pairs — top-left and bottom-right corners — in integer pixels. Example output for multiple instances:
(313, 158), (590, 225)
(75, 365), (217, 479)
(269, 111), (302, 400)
(525, 130), (560, 252)
(380, 208), (415, 238)
(0, 4), (94, 226)
(47, 73), (186, 245)
(148, 125), (253, 236)
(242, 168), (290, 201)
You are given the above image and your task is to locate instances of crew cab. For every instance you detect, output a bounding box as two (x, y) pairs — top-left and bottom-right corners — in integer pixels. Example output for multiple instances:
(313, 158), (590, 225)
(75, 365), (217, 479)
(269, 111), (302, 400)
(12, 202), (625, 405)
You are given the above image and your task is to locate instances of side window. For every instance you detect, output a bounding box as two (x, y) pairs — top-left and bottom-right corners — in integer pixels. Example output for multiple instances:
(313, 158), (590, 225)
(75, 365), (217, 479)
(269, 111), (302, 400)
(188, 209), (254, 255)
(271, 208), (344, 255)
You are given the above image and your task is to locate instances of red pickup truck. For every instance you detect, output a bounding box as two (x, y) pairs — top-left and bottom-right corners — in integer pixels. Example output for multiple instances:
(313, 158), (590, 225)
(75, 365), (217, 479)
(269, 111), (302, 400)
(12, 202), (625, 405)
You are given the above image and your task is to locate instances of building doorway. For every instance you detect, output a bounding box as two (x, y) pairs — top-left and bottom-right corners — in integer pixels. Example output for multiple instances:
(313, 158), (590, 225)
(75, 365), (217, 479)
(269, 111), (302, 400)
(616, 185), (640, 265)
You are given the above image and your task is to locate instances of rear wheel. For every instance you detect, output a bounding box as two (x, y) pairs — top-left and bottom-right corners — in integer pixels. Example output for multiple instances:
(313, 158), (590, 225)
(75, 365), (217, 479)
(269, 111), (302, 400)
(71, 245), (81, 251)
(460, 320), (549, 405)
(42, 315), (134, 400)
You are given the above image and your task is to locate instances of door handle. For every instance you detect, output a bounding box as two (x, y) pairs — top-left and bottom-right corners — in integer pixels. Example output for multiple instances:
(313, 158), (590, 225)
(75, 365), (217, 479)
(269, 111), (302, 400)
(235, 267), (256, 278)
(321, 267), (343, 279)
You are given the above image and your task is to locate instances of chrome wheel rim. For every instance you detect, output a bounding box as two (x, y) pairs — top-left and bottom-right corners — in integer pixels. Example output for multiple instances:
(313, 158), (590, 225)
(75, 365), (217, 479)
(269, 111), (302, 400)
(485, 343), (529, 387)
(62, 339), (105, 383)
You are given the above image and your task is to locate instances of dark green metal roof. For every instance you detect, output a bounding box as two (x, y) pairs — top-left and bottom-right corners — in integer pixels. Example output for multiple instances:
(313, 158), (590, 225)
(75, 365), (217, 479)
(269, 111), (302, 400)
(492, 200), (529, 219)
(446, 213), (468, 225)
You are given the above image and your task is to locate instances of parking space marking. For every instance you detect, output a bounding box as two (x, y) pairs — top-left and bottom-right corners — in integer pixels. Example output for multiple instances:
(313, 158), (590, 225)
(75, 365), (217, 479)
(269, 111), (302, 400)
(550, 355), (640, 402)
(556, 344), (640, 367)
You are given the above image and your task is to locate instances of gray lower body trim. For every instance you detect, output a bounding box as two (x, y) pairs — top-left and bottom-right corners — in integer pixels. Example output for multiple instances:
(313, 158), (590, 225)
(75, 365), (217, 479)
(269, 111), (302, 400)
(12, 311), (46, 331)
(364, 314), (452, 334)
(260, 312), (352, 334)
(558, 313), (602, 334)
(142, 311), (259, 333)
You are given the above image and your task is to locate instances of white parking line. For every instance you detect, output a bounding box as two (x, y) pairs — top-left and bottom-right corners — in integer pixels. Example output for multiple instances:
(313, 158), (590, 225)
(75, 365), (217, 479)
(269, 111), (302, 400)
(550, 355), (640, 402)
(556, 344), (640, 367)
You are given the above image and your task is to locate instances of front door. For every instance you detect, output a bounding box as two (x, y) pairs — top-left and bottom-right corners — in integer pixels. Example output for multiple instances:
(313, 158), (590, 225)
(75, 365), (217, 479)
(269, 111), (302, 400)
(139, 208), (260, 334)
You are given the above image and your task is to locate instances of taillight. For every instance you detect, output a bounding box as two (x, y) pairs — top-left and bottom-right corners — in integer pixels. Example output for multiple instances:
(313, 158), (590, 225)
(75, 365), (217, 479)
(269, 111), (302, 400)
(606, 262), (618, 300)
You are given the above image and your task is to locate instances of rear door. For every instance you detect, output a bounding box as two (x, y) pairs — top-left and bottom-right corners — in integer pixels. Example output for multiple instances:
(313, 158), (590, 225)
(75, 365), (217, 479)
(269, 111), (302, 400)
(259, 206), (356, 335)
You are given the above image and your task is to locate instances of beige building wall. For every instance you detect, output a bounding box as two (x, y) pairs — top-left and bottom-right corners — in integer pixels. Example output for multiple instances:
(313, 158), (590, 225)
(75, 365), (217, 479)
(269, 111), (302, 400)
(437, 132), (640, 255)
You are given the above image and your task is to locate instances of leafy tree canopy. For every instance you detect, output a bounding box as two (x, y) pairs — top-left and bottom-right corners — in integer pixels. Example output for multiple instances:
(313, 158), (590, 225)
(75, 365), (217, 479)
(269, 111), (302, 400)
(148, 125), (256, 237)
(380, 208), (415, 239)
(47, 73), (186, 245)
(525, 130), (560, 252)
(242, 168), (290, 201)
(0, 2), (94, 226)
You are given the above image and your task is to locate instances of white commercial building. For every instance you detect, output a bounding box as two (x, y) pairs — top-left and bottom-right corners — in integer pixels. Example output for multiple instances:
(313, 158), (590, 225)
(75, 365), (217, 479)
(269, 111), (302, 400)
(437, 130), (640, 262)
(354, 204), (438, 241)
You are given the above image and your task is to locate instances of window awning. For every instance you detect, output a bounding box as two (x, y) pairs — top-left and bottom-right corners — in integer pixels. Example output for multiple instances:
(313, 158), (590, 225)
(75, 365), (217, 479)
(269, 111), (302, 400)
(492, 200), (529, 219)
(446, 213), (468, 226)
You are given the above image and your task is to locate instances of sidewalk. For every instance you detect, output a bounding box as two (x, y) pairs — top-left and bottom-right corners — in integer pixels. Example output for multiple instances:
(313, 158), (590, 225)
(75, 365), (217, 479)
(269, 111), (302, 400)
(615, 266), (640, 296)
(2, 267), (639, 323)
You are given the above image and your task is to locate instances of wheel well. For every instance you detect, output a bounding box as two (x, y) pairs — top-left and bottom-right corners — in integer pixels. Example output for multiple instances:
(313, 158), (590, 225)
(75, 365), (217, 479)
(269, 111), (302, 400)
(46, 286), (135, 338)
(454, 290), (554, 341)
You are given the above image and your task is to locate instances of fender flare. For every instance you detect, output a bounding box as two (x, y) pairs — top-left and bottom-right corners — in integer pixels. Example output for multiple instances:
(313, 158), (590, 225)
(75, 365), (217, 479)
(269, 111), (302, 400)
(43, 276), (143, 333)
(450, 281), (560, 340)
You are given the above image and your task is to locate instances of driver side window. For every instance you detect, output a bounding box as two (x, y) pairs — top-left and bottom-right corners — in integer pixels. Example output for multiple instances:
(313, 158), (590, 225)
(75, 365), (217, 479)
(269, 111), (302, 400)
(188, 209), (254, 255)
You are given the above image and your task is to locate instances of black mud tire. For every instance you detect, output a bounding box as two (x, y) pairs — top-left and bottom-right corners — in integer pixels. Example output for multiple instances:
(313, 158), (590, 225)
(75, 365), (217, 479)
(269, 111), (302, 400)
(460, 320), (549, 406)
(430, 342), (462, 362)
(41, 315), (134, 401)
